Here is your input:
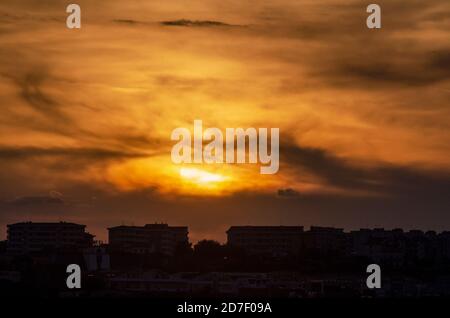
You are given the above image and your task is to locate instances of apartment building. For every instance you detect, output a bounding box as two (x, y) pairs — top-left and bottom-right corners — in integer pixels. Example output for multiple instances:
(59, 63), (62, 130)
(226, 226), (304, 256)
(108, 223), (189, 256)
(7, 222), (94, 254)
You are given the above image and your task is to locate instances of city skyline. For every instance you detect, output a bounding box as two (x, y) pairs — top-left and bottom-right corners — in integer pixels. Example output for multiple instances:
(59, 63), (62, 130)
(0, 0), (449, 243)
(4, 220), (450, 299)
(4, 220), (450, 245)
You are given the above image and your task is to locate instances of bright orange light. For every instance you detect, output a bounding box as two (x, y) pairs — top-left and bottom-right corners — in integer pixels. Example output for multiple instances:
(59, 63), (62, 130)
(179, 167), (227, 184)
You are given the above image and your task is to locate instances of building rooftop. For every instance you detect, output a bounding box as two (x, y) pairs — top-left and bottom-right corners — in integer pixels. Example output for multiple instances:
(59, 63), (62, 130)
(108, 224), (188, 230)
(227, 226), (304, 233)
(7, 221), (86, 228)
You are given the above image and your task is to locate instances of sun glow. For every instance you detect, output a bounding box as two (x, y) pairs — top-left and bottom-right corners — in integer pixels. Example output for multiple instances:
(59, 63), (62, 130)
(104, 156), (302, 197)
(179, 167), (227, 184)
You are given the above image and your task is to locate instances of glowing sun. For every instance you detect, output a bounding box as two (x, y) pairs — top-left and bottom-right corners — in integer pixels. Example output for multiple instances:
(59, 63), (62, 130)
(179, 168), (227, 184)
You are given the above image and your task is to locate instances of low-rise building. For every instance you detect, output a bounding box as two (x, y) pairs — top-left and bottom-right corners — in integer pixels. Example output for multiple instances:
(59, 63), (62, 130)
(226, 226), (304, 256)
(108, 223), (189, 256)
(6, 222), (94, 254)
(303, 226), (347, 254)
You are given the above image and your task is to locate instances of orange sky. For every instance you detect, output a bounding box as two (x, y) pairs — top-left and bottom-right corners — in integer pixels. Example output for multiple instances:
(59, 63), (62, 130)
(0, 0), (449, 242)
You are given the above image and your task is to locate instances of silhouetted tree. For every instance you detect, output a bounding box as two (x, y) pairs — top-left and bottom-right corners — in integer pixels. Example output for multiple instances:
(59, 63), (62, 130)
(174, 241), (193, 257)
(194, 240), (223, 258)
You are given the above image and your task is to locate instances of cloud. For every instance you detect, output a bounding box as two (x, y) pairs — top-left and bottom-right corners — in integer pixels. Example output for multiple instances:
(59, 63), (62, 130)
(247, 1), (450, 89)
(282, 141), (450, 200)
(0, 0), (449, 240)
(327, 49), (450, 88)
(112, 18), (243, 28)
(160, 19), (241, 27)
(282, 142), (373, 188)
(277, 188), (300, 198)
(15, 68), (70, 120)
(0, 146), (147, 160)
(113, 19), (143, 25)
(0, 58), (83, 137)
(7, 195), (64, 206)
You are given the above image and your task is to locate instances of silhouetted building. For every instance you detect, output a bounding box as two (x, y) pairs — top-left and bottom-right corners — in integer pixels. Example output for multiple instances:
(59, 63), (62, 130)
(6, 222), (94, 255)
(108, 223), (189, 256)
(0, 240), (6, 254)
(303, 226), (347, 254)
(227, 226), (304, 256)
(440, 231), (450, 259)
(83, 247), (110, 271)
(350, 228), (408, 266)
(225, 225), (450, 265)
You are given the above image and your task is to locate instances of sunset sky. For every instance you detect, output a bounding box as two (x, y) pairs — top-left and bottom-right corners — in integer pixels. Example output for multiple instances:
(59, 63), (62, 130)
(0, 0), (449, 242)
